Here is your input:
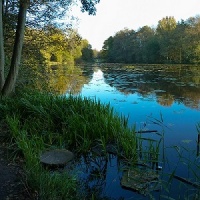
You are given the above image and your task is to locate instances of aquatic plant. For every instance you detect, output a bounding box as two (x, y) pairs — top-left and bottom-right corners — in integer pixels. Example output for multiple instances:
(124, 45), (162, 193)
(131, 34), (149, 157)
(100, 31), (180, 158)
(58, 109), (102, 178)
(1, 89), (198, 199)
(0, 89), (138, 199)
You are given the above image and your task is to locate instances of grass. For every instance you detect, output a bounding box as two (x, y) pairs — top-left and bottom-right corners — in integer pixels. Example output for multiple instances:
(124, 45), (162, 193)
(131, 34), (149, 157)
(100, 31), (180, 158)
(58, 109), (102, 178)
(1, 89), (198, 199)
(0, 89), (138, 199)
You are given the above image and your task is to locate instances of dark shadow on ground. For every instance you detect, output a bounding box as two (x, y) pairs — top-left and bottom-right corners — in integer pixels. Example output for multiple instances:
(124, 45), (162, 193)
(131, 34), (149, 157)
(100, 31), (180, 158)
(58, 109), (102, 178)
(0, 145), (35, 200)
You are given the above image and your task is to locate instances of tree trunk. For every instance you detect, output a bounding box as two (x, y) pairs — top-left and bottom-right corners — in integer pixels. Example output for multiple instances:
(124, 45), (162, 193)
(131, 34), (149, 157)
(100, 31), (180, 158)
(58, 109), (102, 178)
(179, 48), (182, 64)
(0, 0), (5, 90)
(2, 0), (29, 96)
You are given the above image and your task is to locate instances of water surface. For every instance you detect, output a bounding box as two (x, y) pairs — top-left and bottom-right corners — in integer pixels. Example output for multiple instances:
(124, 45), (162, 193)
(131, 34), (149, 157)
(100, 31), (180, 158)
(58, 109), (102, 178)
(67, 64), (200, 199)
(79, 65), (200, 146)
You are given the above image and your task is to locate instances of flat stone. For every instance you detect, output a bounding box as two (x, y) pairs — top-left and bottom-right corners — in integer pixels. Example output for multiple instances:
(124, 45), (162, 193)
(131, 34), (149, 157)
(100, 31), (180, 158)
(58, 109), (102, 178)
(40, 149), (74, 166)
(121, 168), (160, 194)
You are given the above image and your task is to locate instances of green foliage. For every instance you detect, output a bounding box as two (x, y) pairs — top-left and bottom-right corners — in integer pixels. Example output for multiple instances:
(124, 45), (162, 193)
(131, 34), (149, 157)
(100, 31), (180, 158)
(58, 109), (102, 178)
(157, 16), (177, 33)
(23, 26), (83, 66)
(101, 36), (114, 62)
(0, 0), (100, 96)
(0, 89), (138, 198)
(80, 0), (100, 15)
(76, 39), (94, 63)
(81, 44), (94, 62)
(16, 26), (94, 93)
(100, 15), (200, 64)
(1, 91), (198, 198)
(2, 0), (97, 67)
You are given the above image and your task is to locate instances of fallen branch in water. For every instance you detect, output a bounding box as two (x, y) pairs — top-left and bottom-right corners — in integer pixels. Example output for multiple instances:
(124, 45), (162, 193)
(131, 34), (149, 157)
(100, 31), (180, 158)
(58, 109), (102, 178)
(173, 175), (200, 189)
(136, 130), (158, 134)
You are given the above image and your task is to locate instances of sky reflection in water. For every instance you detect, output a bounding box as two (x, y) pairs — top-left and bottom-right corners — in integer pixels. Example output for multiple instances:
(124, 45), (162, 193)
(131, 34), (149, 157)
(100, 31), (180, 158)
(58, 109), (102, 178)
(80, 68), (199, 148)
(71, 65), (200, 199)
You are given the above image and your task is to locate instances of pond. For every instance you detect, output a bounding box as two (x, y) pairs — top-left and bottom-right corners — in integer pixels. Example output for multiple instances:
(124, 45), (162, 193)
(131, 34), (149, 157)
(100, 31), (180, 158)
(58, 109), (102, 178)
(78, 64), (200, 147)
(53, 64), (200, 199)
(64, 64), (199, 199)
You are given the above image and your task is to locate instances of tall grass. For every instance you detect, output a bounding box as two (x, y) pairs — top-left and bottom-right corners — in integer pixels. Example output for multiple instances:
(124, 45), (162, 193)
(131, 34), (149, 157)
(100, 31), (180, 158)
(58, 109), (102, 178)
(0, 89), (137, 199)
(1, 90), (135, 149)
(1, 90), (198, 199)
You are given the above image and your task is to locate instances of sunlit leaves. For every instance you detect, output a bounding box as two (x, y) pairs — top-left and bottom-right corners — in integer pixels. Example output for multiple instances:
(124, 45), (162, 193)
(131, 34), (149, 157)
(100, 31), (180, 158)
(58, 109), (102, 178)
(101, 15), (200, 64)
(157, 16), (177, 33)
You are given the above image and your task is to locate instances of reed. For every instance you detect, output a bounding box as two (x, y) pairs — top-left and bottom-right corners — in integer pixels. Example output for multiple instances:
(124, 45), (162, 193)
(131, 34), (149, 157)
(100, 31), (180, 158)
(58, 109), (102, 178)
(0, 89), (138, 199)
(3, 89), (197, 199)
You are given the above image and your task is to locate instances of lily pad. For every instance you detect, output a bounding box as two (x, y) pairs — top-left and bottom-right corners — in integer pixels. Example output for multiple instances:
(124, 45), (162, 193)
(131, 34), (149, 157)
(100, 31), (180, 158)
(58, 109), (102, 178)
(40, 149), (74, 166)
(181, 139), (192, 144)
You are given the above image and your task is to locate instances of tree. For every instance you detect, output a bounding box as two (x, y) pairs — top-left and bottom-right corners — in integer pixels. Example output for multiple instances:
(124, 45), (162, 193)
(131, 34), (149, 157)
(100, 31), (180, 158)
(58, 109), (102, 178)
(1, 0), (29, 95)
(80, 40), (94, 62)
(101, 36), (114, 62)
(0, 0), (5, 90)
(101, 15), (200, 65)
(157, 16), (176, 33)
(184, 16), (200, 63)
(37, 26), (82, 65)
(0, 0), (100, 96)
(170, 20), (187, 63)
(102, 29), (136, 63)
(145, 36), (160, 63)
(135, 26), (155, 63)
(156, 16), (177, 63)
(113, 29), (136, 63)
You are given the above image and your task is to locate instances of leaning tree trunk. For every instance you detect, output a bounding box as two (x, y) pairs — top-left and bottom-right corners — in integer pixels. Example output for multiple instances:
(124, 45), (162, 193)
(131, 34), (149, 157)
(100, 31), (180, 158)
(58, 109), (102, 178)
(2, 0), (29, 96)
(0, 0), (5, 90)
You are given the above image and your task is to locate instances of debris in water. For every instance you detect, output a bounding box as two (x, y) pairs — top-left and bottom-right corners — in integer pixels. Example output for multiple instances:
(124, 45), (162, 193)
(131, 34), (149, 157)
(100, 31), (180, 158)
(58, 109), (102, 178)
(121, 168), (160, 195)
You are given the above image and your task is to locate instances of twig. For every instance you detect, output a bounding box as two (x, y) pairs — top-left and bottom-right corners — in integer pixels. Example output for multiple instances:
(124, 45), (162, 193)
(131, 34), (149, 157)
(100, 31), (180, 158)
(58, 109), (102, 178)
(173, 175), (200, 189)
(136, 130), (158, 134)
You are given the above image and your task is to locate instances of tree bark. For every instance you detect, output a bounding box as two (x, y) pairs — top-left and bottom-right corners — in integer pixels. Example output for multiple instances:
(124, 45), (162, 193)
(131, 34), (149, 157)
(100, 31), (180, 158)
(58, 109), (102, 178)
(0, 0), (5, 90)
(2, 0), (29, 96)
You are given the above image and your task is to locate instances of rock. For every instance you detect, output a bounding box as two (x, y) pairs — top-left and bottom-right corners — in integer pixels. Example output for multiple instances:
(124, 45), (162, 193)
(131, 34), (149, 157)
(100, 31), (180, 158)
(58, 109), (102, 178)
(121, 168), (160, 194)
(40, 149), (74, 166)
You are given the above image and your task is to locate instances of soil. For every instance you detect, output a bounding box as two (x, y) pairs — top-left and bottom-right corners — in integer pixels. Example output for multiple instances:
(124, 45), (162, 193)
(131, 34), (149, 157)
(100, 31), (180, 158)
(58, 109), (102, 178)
(0, 144), (36, 200)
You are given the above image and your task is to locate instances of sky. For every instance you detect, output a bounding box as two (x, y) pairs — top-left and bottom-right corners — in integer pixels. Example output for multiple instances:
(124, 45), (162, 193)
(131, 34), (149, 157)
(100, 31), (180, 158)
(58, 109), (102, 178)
(70, 0), (200, 51)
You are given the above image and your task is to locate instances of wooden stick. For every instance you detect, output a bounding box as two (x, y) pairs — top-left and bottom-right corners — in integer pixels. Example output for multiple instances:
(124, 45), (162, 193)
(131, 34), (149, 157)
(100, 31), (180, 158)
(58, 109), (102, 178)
(173, 175), (200, 189)
(136, 130), (158, 134)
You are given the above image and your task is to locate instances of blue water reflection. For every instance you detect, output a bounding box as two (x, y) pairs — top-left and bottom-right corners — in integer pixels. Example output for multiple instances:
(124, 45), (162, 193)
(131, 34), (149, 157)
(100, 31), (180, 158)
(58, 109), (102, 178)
(80, 68), (199, 148)
(71, 66), (200, 199)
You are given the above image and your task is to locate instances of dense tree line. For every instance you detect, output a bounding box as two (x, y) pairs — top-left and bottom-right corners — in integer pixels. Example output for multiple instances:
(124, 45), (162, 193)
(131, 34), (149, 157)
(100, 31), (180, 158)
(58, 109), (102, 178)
(16, 26), (95, 93)
(0, 0), (99, 96)
(100, 16), (200, 64)
(23, 27), (92, 65)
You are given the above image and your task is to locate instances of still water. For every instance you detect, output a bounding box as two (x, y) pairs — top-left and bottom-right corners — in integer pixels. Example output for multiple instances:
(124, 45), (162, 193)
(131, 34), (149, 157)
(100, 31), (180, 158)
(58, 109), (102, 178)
(65, 64), (200, 199)
(79, 65), (200, 146)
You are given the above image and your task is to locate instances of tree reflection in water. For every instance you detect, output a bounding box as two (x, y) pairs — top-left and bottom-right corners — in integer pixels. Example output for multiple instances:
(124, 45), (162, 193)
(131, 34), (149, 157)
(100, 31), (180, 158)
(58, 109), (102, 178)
(102, 65), (200, 110)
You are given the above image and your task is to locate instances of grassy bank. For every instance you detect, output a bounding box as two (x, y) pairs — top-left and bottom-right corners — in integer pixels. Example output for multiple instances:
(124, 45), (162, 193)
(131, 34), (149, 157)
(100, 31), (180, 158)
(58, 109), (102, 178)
(0, 90), (138, 199)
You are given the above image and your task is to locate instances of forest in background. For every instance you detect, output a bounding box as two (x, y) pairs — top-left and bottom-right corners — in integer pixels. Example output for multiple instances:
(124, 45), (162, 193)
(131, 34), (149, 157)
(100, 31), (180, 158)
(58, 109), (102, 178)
(99, 16), (200, 64)
(5, 25), (94, 68)
(0, 0), (97, 96)
(2, 0), (95, 69)
(4, 24), (94, 92)
(3, 5), (200, 74)
(2, 1), (200, 90)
